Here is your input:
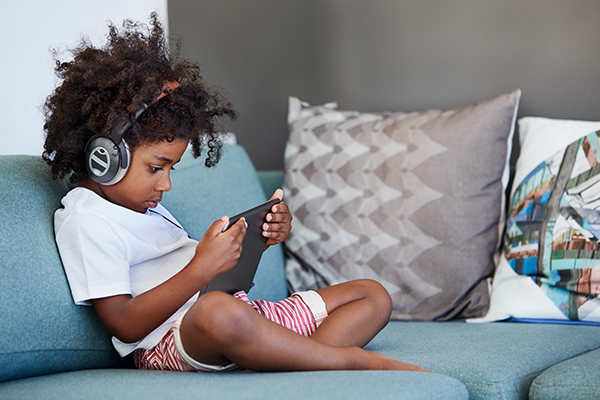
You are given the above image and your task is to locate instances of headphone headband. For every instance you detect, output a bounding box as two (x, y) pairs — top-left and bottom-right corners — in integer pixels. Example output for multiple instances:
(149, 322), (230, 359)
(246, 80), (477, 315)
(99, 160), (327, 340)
(109, 80), (181, 143)
(155, 80), (181, 102)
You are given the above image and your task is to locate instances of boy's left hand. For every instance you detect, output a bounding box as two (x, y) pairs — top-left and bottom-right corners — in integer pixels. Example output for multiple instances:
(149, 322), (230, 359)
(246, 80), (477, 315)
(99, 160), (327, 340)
(263, 189), (293, 249)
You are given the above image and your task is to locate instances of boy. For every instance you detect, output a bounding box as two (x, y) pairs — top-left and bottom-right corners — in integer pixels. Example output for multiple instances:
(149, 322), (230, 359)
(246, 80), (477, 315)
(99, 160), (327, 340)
(44, 13), (429, 373)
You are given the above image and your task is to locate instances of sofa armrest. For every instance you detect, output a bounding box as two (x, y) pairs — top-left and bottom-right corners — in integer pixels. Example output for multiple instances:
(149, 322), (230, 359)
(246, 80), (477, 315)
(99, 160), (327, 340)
(257, 170), (284, 199)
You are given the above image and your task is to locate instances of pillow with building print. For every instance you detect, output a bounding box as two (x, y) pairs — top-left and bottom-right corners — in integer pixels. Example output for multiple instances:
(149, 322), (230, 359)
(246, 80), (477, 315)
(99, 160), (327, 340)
(472, 117), (600, 324)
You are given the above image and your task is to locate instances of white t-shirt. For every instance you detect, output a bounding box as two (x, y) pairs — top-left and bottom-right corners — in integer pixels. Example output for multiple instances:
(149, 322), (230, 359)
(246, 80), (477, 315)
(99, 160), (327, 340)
(54, 187), (200, 357)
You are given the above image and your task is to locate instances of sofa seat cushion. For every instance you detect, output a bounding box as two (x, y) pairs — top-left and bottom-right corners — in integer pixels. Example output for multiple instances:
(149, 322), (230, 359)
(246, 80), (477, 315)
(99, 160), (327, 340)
(0, 368), (468, 400)
(368, 321), (600, 400)
(529, 347), (600, 400)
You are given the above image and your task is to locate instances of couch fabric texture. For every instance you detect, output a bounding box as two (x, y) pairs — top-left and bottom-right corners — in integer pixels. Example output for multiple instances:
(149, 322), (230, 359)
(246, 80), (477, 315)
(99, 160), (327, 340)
(0, 146), (469, 400)
(0, 155), (126, 382)
(529, 346), (600, 400)
(2, 120), (600, 399)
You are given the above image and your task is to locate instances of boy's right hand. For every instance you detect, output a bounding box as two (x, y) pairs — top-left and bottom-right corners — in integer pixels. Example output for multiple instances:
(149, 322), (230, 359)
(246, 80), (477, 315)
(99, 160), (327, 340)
(192, 216), (247, 281)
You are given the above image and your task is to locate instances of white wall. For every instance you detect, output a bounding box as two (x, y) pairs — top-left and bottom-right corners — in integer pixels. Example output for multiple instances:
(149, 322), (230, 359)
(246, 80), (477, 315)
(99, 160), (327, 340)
(0, 0), (168, 156)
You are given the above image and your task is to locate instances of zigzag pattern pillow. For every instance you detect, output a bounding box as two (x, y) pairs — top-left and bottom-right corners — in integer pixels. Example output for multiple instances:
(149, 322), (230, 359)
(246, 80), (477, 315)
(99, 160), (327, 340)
(283, 91), (521, 320)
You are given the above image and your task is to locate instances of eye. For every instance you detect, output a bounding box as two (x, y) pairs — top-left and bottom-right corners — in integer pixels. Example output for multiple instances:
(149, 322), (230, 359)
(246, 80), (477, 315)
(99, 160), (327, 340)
(150, 166), (162, 173)
(171, 166), (176, 171)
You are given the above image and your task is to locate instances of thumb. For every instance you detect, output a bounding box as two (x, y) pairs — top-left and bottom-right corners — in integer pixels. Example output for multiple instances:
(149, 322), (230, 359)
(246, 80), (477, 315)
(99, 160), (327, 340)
(270, 188), (284, 201)
(210, 216), (230, 235)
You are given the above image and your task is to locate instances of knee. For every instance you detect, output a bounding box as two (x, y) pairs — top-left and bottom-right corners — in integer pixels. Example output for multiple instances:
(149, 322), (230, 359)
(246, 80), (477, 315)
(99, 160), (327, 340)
(357, 279), (392, 317)
(184, 291), (253, 345)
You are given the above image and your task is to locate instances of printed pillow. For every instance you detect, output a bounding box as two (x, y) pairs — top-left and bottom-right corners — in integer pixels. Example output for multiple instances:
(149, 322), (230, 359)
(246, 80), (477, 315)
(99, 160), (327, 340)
(283, 91), (521, 320)
(472, 117), (600, 324)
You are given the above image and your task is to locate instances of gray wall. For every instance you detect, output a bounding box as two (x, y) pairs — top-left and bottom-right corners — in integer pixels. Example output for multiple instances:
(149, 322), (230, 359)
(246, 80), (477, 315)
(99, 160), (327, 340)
(169, 0), (600, 170)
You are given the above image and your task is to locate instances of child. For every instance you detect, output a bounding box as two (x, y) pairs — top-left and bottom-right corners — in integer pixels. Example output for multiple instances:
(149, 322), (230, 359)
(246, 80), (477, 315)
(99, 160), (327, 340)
(43, 13), (430, 373)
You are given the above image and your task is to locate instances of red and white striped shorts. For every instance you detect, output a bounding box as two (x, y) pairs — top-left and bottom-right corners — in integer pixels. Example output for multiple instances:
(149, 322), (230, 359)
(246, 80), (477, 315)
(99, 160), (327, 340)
(134, 290), (328, 372)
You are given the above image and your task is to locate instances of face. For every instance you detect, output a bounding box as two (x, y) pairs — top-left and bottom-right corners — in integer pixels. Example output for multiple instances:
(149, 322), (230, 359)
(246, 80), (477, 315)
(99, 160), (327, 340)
(89, 138), (188, 213)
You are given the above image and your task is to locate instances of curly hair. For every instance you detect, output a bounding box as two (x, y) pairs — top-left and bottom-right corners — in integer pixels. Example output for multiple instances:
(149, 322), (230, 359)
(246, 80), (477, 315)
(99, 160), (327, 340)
(43, 12), (237, 183)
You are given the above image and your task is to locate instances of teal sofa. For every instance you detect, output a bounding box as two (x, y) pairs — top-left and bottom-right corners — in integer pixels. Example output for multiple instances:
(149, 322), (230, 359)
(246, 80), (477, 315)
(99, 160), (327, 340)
(1, 144), (599, 400)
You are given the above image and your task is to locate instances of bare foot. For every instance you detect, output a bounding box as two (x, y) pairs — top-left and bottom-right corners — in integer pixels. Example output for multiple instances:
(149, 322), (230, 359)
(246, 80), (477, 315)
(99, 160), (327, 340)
(348, 347), (433, 373)
(388, 359), (433, 373)
(373, 351), (434, 373)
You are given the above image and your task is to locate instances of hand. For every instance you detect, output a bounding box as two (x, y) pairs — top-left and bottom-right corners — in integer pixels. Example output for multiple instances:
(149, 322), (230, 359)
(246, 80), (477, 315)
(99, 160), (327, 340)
(263, 189), (293, 249)
(192, 215), (247, 280)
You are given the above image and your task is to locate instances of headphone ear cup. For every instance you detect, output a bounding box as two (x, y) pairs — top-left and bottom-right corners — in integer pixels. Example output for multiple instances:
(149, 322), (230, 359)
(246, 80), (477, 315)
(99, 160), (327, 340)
(110, 139), (130, 184)
(85, 135), (130, 185)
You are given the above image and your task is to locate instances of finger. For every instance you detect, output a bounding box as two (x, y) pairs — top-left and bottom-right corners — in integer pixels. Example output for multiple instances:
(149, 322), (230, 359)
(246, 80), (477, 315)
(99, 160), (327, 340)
(263, 229), (284, 239)
(266, 202), (291, 222)
(275, 200), (289, 212)
(229, 217), (248, 238)
(264, 232), (286, 243)
(262, 225), (290, 241)
(262, 221), (289, 233)
(266, 212), (292, 224)
(236, 217), (248, 229)
(264, 232), (287, 247)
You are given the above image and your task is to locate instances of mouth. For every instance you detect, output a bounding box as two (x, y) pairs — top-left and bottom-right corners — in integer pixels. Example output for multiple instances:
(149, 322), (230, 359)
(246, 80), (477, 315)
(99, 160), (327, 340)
(146, 198), (161, 209)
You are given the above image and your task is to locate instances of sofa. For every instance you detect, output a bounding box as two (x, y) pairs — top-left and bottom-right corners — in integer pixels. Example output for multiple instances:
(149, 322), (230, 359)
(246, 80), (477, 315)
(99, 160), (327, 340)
(2, 139), (600, 400)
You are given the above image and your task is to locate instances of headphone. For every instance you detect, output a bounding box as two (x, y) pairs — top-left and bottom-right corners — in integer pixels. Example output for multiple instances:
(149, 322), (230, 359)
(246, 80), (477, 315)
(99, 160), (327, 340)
(84, 80), (181, 185)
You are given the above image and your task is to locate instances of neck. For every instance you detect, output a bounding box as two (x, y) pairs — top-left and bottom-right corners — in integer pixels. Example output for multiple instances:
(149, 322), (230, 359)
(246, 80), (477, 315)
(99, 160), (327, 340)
(77, 178), (108, 201)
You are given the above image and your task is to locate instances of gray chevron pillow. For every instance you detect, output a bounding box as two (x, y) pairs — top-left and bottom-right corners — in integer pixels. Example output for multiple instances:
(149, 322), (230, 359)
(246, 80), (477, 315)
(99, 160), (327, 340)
(283, 91), (521, 320)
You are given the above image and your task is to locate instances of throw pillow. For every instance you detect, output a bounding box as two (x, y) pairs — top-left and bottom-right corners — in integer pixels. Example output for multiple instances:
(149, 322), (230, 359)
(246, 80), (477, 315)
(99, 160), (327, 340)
(471, 117), (600, 323)
(283, 91), (521, 320)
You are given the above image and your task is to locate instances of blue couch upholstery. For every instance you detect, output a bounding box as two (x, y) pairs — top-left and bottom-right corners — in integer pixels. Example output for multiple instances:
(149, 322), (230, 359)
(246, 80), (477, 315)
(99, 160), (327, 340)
(1, 144), (599, 399)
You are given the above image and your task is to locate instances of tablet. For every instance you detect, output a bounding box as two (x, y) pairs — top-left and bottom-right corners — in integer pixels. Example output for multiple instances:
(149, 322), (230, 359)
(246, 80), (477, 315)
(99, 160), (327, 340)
(199, 198), (281, 295)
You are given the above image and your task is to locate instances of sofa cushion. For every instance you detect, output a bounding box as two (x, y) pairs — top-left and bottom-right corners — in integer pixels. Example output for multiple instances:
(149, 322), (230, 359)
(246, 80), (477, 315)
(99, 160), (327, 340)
(473, 117), (600, 323)
(0, 368), (468, 400)
(368, 321), (600, 400)
(0, 155), (126, 382)
(529, 347), (600, 400)
(162, 144), (288, 302)
(283, 91), (521, 320)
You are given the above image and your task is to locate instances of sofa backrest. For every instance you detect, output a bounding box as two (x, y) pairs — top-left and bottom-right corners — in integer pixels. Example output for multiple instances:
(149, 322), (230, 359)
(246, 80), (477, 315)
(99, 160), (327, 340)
(0, 144), (287, 382)
(0, 155), (125, 382)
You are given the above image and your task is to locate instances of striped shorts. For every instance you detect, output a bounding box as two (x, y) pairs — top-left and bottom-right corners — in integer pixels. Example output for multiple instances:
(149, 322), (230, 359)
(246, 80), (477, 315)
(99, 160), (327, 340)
(134, 290), (328, 372)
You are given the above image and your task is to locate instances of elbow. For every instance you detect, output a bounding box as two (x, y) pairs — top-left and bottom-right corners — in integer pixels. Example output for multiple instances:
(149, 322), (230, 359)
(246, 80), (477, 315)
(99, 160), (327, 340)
(105, 323), (146, 344)
(90, 296), (147, 344)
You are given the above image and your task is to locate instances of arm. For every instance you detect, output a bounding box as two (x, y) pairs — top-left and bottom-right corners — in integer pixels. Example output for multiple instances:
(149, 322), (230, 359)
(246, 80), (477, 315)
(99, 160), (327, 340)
(91, 216), (247, 344)
(262, 189), (293, 251)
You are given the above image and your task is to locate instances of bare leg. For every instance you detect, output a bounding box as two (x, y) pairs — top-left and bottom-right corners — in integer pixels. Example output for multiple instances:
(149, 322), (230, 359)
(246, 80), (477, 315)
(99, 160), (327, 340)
(179, 291), (430, 372)
(311, 279), (392, 347)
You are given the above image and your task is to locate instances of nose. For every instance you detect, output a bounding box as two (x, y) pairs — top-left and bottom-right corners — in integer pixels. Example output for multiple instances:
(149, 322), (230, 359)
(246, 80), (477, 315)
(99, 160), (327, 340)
(156, 171), (172, 192)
